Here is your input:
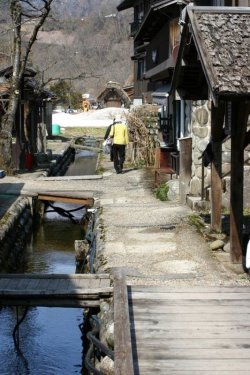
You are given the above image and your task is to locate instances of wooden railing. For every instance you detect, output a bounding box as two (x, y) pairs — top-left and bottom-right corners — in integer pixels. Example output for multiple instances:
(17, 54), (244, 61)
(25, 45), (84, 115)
(113, 270), (134, 375)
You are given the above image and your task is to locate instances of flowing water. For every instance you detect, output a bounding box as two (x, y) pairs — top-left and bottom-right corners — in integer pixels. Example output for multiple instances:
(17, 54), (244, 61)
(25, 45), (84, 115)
(0, 149), (97, 375)
(65, 149), (98, 176)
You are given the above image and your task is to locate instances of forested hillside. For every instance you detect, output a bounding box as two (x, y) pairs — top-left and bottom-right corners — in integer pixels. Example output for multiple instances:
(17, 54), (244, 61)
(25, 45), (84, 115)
(53, 0), (121, 18)
(0, 0), (133, 97)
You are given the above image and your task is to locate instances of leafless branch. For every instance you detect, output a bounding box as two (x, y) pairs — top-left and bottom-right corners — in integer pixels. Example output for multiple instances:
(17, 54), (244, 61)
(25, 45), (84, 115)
(20, 0), (54, 78)
(42, 73), (101, 88)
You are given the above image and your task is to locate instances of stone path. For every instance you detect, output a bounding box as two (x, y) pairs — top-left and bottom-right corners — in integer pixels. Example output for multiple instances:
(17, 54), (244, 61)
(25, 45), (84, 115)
(0, 154), (249, 286)
(96, 161), (248, 286)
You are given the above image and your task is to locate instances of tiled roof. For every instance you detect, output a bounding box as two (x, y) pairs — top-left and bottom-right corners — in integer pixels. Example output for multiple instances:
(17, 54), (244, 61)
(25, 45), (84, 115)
(189, 7), (250, 97)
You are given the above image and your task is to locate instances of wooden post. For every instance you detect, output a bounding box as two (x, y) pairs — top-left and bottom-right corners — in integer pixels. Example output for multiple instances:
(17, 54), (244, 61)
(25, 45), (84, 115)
(179, 137), (192, 204)
(210, 101), (225, 231)
(230, 100), (249, 263)
(201, 160), (205, 200)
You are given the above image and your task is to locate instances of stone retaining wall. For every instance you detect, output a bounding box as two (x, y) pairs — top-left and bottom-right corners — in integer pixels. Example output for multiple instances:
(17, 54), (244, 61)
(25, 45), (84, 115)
(74, 204), (115, 373)
(0, 196), (33, 271)
(190, 100), (250, 208)
(94, 207), (114, 374)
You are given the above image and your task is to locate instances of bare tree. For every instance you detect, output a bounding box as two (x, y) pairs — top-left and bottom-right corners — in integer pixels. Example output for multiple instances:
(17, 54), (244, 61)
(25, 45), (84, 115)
(0, 0), (54, 173)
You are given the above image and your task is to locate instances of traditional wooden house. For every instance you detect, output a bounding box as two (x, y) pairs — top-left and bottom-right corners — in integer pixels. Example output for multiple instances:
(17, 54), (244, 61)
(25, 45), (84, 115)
(118, 0), (250, 266)
(117, 0), (192, 187)
(97, 81), (131, 108)
(0, 66), (54, 170)
(117, 0), (187, 104)
(117, 0), (249, 154)
(171, 5), (250, 264)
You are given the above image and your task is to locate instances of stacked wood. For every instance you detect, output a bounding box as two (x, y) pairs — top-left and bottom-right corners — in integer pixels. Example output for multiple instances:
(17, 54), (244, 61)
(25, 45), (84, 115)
(126, 104), (160, 166)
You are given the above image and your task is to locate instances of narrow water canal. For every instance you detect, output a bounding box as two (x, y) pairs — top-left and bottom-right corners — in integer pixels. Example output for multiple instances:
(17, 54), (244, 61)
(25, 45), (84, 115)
(65, 149), (98, 177)
(0, 149), (98, 375)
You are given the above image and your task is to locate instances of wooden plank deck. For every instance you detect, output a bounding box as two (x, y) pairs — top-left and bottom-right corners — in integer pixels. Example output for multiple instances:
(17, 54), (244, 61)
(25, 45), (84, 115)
(0, 274), (112, 308)
(128, 285), (250, 375)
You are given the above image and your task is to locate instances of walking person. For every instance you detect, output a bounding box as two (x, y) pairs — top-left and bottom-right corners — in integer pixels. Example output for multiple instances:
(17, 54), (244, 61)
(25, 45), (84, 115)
(109, 115), (129, 174)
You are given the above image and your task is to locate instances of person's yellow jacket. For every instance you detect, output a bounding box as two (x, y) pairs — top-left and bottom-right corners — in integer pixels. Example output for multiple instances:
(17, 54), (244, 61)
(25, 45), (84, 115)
(109, 122), (129, 145)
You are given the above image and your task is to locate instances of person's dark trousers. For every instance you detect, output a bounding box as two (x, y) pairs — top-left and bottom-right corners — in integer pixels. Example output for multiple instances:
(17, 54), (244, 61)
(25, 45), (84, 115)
(110, 145), (114, 162)
(113, 144), (126, 173)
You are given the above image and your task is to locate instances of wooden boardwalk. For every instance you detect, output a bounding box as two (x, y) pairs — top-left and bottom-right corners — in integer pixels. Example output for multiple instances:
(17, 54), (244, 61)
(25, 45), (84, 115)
(113, 273), (250, 375)
(0, 274), (112, 308)
(127, 285), (250, 375)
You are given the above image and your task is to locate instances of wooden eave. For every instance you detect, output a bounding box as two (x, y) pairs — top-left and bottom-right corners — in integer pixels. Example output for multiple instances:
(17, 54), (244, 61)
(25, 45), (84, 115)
(0, 66), (36, 80)
(145, 56), (175, 81)
(187, 6), (250, 105)
(132, 43), (149, 60)
(117, 0), (135, 11)
(187, 7), (223, 105)
(170, 11), (206, 100)
(135, 1), (180, 42)
(0, 78), (53, 102)
(131, 51), (146, 60)
(171, 5), (250, 104)
(134, 42), (149, 53)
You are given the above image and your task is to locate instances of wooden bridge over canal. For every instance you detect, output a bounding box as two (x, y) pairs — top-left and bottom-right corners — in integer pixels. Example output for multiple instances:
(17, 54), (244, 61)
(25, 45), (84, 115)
(0, 274), (112, 308)
(37, 191), (94, 207)
(1, 271), (250, 374)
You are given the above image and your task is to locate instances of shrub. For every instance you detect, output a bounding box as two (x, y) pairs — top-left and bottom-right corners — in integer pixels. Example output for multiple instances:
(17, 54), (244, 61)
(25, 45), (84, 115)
(156, 183), (169, 201)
